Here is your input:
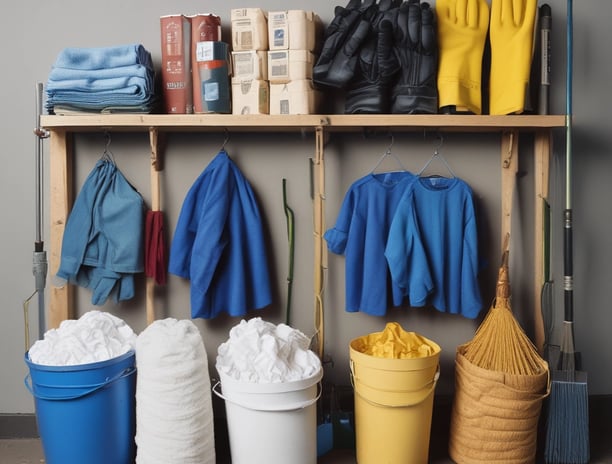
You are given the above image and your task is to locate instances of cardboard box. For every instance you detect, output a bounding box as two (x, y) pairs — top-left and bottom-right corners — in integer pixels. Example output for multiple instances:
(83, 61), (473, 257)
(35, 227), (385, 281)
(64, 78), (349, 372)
(232, 79), (269, 115)
(268, 10), (321, 51)
(160, 15), (192, 114)
(232, 50), (268, 82)
(268, 49), (315, 83)
(270, 80), (320, 115)
(231, 8), (268, 51)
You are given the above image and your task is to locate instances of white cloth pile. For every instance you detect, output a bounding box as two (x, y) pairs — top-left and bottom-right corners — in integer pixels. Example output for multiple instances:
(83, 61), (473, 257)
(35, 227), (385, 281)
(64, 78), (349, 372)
(216, 317), (322, 383)
(135, 318), (215, 464)
(28, 310), (136, 366)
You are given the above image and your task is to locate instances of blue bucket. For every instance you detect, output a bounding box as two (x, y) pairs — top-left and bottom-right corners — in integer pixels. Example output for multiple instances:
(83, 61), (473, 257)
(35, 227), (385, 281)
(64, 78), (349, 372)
(24, 350), (137, 464)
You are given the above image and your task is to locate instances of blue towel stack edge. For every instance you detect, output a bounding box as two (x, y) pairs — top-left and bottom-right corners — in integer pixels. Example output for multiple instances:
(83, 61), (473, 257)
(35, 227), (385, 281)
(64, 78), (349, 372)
(46, 43), (158, 114)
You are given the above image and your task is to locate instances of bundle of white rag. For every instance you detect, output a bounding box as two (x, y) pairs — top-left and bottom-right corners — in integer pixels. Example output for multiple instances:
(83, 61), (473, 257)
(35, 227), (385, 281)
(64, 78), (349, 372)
(28, 310), (136, 366)
(135, 318), (215, 464)
(216, 317), (322, 383)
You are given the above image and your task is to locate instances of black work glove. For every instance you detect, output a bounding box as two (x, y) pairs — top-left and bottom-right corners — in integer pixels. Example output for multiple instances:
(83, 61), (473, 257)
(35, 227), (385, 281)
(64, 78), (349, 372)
(390, 0), (438, 114)
(344, 0), (400, 113)
(313, 0), (377, 89)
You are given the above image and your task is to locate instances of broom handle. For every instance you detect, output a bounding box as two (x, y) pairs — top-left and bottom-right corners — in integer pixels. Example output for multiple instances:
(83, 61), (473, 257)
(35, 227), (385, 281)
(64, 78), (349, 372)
(563, 0), (574, 323)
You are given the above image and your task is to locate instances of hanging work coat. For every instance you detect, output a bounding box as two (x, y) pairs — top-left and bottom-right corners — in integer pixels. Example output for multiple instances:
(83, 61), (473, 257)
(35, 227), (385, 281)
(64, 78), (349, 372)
(385, 176), (482, 319)
(168, 150), (272, 319)
(56, 158), (145, 305)
(324, 171), (416, 316)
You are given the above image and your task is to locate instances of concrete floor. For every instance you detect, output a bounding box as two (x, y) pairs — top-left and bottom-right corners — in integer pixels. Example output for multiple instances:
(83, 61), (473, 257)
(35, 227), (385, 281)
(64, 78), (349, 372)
(0, 439), (44, 464)
(0, 439), (455, 464)
(1, 438), (611, 463)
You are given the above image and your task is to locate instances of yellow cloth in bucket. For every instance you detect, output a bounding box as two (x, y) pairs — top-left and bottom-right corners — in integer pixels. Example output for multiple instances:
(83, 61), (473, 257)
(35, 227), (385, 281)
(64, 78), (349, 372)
(352, 322), (436, 359)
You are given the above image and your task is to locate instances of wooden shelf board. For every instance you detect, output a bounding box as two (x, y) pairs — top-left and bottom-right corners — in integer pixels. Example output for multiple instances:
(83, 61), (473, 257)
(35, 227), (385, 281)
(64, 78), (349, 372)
(40, 114), (566, 133)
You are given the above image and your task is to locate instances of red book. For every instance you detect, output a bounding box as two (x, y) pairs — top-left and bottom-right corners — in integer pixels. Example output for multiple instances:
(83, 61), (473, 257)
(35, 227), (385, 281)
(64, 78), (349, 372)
(160, 15), (193, 114)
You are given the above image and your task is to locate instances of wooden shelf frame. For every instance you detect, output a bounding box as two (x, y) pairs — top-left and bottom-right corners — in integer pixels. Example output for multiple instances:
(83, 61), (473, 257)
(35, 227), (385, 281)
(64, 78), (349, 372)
(41, 113), (565, 355)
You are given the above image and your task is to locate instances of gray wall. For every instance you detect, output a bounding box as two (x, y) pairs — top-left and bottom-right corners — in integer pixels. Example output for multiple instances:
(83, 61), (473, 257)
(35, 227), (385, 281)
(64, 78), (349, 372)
(3, 0), (611, 418)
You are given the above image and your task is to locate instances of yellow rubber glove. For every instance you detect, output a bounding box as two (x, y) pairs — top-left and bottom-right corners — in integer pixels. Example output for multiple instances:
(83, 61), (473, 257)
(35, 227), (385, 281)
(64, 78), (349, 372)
(489, 0), (538, 115)
(436, 0), (490, 115)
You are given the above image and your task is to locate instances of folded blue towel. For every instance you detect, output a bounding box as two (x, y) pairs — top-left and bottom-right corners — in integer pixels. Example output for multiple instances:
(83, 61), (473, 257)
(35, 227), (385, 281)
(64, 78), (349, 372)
(48, 63), (154, 87)
(52, 43), (152, 71)
(46, 43), (157, 113)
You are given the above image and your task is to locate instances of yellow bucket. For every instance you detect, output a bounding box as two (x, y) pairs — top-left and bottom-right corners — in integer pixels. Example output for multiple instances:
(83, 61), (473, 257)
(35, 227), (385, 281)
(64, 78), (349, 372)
(349, 333), (441, 464)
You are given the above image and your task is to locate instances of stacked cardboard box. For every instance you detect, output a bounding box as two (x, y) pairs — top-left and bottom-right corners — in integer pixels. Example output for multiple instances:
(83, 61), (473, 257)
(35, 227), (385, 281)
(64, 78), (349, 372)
(230, 8), (269, 115)
(267, 10), (322, 115)
(230, 8), (321, 115)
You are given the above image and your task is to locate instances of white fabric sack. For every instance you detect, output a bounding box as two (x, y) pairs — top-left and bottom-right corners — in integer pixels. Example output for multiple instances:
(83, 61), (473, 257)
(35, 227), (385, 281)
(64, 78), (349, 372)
(135, 318), (215, 464)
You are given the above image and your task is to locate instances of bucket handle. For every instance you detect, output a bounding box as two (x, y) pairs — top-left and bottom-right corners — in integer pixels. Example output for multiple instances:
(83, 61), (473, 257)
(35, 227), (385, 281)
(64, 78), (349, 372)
(24, 367), (136, 401)
(212, 381), (322, 412)
(350, 362), (440, 409)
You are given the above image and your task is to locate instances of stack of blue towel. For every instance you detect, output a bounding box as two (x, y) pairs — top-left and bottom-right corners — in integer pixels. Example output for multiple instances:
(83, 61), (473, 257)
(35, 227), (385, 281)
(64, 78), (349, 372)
(46, 43), (157, 114)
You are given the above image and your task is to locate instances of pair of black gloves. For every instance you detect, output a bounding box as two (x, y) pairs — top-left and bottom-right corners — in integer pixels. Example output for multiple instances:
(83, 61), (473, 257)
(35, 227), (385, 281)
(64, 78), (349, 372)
(313, 0), (437, 114)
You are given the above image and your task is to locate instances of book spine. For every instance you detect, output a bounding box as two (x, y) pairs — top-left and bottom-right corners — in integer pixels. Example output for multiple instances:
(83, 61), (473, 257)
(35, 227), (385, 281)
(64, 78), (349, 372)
(160, 15), (193, 114)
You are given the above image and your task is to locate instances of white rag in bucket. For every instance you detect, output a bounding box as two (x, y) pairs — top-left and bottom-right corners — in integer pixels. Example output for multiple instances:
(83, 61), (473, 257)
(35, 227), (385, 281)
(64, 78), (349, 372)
(135, 318), (215, 464)
(28, 310), (137, 366)
(216, 317), (322, 383)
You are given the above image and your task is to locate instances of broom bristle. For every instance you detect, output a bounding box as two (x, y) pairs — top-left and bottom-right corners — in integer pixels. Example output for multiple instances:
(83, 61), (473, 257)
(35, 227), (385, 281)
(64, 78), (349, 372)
(545, 370), (590, 464)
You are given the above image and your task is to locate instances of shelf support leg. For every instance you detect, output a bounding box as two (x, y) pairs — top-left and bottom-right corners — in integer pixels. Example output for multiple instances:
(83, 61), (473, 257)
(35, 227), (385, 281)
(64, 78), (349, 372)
(48, 130), (74, 328)
(313, 126), (327, 360)
(145, 128), (163, 326)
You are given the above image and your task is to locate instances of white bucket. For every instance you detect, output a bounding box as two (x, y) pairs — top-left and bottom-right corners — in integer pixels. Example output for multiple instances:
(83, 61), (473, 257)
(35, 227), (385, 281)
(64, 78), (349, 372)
(213, 368), (323, 464)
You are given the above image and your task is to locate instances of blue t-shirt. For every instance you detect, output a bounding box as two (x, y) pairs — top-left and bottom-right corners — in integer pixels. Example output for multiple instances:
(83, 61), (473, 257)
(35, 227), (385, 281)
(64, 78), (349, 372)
(324, 171), (416, 315)
(385, 176), (482, 319)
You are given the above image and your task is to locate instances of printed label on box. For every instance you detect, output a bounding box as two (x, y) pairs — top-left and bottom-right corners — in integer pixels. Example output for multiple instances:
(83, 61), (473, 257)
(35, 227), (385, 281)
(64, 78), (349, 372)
(269, 51), (289, 79)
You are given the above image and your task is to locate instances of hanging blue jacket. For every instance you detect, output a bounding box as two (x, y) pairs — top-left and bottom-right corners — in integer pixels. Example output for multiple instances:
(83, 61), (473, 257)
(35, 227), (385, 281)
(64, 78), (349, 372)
(57, 158), (144, 305)
(168, 150), (272, 319)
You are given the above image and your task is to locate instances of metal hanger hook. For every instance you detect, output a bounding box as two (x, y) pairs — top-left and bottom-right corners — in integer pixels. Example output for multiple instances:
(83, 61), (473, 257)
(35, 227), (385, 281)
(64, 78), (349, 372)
(433, 133), (444, 155)
(102, 131), (115, 163)
(221, 128), (230, 150)
(386, 133), (394, 154)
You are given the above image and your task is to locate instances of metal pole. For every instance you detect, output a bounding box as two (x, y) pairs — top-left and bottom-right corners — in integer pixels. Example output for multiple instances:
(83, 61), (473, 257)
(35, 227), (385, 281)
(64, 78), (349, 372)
(33, 82), (49, 341)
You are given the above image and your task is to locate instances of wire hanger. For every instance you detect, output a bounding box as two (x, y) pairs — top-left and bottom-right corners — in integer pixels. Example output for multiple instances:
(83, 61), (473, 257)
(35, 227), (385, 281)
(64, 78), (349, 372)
(417, 133), (456, 178)
(101, 131), (116, 164)
(220, 128), (230, 151)
(370, 133), (408, 174)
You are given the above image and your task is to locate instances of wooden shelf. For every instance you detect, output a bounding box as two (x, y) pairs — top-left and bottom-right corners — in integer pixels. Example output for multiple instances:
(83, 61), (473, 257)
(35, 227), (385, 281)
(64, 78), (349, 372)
(40, 114), (566, 133)
(40, 113), (563, 356)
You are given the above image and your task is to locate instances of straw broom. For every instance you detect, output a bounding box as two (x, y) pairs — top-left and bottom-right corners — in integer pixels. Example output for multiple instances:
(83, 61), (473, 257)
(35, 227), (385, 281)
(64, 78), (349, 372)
(462, 246), (544, 377)
(544, 1), (589, 461)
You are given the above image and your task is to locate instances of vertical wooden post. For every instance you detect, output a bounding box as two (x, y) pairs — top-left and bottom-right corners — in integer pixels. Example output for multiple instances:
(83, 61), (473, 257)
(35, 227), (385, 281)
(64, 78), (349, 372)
(313, 125), (326, 360)
(48, 130), (74, 328)
(145, 128), (161, 325)
(500, 130), (519, 249)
